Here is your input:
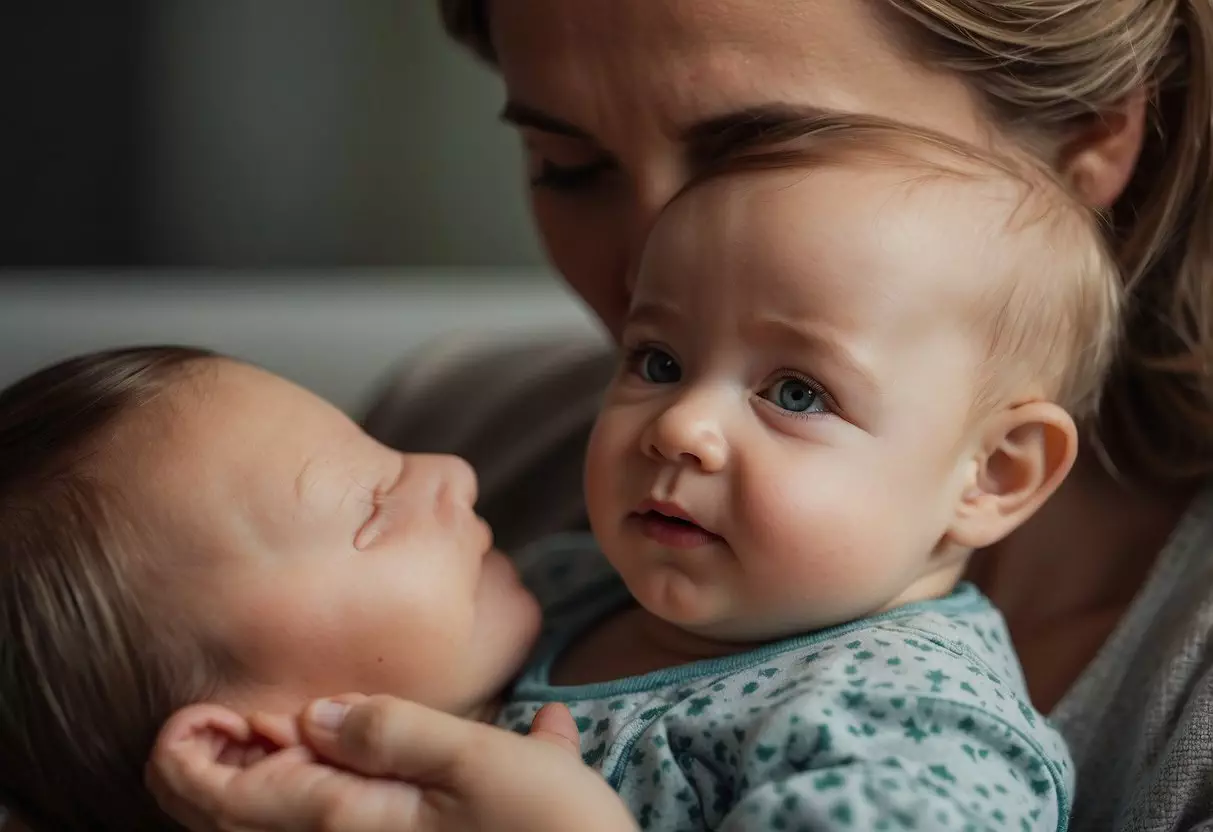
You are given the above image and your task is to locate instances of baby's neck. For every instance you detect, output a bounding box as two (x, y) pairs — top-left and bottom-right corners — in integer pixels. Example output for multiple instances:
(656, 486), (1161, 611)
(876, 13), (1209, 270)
(551, 605), (770, 686)
(552, 571), (967, 687)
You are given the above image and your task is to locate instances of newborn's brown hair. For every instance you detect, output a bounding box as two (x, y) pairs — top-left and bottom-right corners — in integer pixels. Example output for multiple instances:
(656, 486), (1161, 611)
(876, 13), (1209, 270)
(0, 346), (232, 831)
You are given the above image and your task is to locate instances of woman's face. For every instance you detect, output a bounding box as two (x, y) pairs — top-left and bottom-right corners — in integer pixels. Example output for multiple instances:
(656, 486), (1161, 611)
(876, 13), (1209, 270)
(491, 0), (995, 340)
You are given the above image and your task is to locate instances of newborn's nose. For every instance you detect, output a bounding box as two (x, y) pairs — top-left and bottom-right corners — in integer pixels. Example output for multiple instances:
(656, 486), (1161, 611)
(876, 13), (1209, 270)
(429, 453), (480, 509)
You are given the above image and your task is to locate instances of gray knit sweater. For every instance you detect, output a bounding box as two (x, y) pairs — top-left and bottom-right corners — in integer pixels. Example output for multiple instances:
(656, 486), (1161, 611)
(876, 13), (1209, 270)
(1050, 481), (1213, 831)
(364, 330), (1213, 831)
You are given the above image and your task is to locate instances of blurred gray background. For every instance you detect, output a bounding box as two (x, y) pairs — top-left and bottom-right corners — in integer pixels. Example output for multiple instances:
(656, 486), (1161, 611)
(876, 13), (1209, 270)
(1, 3), (601, 409)
(141, 1), (544, 268)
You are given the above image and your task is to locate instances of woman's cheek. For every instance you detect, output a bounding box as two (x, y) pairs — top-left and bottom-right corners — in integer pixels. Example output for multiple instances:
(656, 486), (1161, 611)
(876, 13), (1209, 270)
(531, 194), (631, 338)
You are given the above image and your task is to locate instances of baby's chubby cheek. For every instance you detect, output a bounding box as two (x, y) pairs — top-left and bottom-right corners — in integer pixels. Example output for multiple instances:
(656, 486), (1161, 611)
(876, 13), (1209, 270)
(727, 478), (940, 632)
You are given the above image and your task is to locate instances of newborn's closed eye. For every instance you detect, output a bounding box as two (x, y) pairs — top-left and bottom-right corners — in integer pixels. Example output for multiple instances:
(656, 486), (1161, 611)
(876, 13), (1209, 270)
(352, 457), (408, 550)
(354, 488), (385, 551)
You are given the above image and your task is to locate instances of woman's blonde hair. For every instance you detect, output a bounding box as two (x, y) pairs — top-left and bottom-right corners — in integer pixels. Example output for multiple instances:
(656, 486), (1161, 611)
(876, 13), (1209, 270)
(439, 0), (1213, 484)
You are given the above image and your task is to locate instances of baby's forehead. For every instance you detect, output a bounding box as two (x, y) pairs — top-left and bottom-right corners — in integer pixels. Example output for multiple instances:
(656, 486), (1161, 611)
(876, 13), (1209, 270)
(645, 147), (1098, 378)
(653, 156), (1047, 310)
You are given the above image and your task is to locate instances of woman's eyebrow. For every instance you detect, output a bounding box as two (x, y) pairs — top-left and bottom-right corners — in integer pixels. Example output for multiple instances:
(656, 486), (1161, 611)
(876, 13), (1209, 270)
(499, 99), (849, 174)
(499, 101), (590, 139)
(684, 103), (840, 168)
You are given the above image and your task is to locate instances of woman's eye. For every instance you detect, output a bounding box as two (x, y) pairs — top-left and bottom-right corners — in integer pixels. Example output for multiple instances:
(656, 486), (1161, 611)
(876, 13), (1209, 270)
(529, 159), (613, 191)
(760, 377), (829, 415)
(630, 347), (682, 385)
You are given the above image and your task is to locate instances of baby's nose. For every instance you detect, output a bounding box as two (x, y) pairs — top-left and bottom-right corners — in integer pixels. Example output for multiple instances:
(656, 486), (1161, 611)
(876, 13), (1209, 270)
(643, 394), (729, 474)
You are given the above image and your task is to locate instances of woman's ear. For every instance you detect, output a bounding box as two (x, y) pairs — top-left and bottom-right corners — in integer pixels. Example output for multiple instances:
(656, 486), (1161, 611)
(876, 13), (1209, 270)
(1060, 87), (1148, 209)
(947, 402), (1078, 549)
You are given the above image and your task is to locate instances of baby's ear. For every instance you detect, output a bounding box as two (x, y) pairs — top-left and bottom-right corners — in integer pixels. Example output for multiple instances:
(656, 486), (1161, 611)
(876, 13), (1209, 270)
(947, 402), (1078, 550)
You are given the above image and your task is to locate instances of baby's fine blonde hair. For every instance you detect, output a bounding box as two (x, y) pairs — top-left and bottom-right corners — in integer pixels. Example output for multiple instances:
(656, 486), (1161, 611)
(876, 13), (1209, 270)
(674, 113), (1123, 426)
(440, 0), (1213, 483)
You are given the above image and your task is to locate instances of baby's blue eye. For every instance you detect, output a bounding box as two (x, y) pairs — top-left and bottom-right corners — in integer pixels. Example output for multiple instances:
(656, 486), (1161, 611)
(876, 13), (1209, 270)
(762, 378), (826, 414)
(637, 348), (682, 385)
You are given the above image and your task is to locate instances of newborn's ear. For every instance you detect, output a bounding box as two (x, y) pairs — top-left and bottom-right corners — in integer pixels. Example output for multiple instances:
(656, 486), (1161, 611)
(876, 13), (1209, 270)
(247, 710), (304, 749)
(147, 704), (281, 795)
(150, 708), (269, 781)
(947, 402), (1078, 549)
(146, 703), (317, 826)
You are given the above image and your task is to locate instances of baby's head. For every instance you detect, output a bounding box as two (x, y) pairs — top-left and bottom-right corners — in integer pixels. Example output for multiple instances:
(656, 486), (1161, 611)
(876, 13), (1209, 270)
(586, 115), (1122, 643)
(0, 348), (540, 830)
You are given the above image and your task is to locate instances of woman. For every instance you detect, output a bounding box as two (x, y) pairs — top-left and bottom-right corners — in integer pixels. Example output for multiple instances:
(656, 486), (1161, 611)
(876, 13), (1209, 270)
(154, 1), (1213, 830)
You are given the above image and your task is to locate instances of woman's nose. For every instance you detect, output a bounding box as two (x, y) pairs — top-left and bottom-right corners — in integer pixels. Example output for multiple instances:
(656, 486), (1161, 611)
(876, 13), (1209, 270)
(642, 393), (729, 473)
(623, 167), (686, 297)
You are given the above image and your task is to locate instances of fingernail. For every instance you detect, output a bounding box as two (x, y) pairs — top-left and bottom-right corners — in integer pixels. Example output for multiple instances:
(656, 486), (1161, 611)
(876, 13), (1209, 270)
(309, 699), (351, 731)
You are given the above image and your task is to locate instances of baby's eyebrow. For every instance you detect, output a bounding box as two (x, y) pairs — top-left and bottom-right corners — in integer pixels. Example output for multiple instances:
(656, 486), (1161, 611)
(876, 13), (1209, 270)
(745, 315), (880, 396)
(627, 299), (683, 330)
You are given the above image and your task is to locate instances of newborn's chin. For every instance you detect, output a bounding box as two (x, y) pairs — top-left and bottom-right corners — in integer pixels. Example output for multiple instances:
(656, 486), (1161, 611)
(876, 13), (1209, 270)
(474, 548), (543, 677)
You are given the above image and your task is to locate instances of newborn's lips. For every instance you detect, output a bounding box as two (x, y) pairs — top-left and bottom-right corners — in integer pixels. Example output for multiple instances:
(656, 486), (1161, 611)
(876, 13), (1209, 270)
(633, 499), (722, 549)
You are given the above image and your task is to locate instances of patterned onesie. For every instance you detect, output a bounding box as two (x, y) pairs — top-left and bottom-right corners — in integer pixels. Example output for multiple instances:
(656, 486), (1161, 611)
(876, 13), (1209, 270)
(496, 534), (1074, 831)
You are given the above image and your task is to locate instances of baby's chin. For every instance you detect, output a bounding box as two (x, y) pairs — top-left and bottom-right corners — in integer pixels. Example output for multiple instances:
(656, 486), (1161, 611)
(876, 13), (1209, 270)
(628, 572), (826, 645)
(627, 565), (733, 627)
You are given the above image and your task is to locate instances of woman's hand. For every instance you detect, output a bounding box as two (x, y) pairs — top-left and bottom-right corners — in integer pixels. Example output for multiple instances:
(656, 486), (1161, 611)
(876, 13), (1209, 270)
(148, 695), (637, 832)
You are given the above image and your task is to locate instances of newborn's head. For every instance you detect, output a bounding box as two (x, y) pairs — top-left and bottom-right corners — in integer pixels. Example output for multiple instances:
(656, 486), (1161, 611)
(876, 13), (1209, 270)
(0, 348), (540, 830)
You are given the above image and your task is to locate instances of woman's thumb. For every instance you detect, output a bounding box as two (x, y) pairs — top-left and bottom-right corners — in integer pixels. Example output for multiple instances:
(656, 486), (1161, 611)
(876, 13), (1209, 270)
(302, 695), (472, 780)
(528, 703), (582, 758)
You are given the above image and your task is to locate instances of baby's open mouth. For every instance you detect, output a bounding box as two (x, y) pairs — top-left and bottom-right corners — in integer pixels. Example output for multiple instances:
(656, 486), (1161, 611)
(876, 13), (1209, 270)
(642, 510), (700, 528)
(633, 508), (722, 549)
